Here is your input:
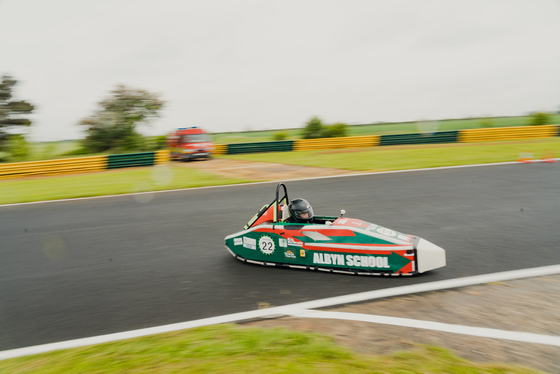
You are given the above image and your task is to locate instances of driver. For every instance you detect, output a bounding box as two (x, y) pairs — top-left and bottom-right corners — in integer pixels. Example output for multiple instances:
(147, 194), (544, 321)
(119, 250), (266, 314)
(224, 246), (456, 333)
(285, 198), (315, 223)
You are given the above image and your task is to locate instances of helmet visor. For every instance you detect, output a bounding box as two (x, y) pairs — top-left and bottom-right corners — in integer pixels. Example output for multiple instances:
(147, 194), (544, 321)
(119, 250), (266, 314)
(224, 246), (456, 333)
(294, 205), (313, 220)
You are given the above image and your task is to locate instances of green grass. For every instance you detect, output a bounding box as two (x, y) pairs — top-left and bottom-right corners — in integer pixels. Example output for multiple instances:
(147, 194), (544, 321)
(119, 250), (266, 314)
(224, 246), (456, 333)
(0, 325), (544, 373)
(2, 138), (559, 205)
(218, 138), (560, 171)
(0, 165), (251, 205)
(212, 115), (560, 143)
(1, 141), (556, 372)
(28, 140), (82, 160)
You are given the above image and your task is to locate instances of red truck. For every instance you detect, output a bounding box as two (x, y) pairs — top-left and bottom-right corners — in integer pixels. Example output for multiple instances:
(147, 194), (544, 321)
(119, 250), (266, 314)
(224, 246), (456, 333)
(166, 127), (214, 161)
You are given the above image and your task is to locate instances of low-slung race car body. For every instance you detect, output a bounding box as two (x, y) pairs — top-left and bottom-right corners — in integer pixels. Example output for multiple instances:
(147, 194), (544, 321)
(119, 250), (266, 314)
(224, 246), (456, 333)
(224, 184), (446, 276)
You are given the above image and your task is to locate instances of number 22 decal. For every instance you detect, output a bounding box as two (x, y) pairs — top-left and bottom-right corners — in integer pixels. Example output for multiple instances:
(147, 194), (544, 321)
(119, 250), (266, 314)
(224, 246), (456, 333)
(259, 236), (275, 255)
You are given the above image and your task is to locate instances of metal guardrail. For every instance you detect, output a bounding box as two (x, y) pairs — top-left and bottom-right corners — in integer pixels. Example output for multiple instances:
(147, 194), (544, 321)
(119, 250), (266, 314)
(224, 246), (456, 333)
(155, 149), (170, 164)
(213, 144), (228, 156)
(0, 151), (171, 179)
(0, 156), (106, 180)
(458, 125), (559, 143)
(226, 140), (294, 154)
(216, 126), (558, 154)
(107, 152), (156, 169)
(379, 131), (459, 146)
(294, 135), (379, 151)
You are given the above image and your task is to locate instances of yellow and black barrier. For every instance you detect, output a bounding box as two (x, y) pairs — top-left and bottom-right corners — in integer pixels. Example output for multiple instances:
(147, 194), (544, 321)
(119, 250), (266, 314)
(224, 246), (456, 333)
(0, 150), (171, 180)
(213, 144), (228, 156)
(155, 149), (170, 163)
(214, 125), (559, 155)
(0, 156), (106, 180)
(294, 135), (380, 151)
(458, 125), (559, 143)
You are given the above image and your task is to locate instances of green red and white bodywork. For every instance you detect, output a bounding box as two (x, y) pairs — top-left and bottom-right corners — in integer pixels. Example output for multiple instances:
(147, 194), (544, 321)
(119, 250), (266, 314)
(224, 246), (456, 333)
(224, 183), (446, 276)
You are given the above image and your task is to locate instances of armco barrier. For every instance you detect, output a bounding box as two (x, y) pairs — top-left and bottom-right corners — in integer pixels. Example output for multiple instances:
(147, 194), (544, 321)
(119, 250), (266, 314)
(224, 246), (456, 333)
(213, 144), (228, 156)
(379, 131), (459, 146)
(294, 135), (379, 151)
(155, 149), (170, 164)
(0, 156), (106, 180)
(226, 140), (294, 154)
(458, 125), (559, 143)
(0, 151), (171, 180)
(107, 152), (156, 169)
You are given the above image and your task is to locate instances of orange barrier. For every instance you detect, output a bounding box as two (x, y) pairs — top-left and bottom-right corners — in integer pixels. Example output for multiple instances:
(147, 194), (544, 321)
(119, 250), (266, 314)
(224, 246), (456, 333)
(541, 149), (557, 163)
(517, 152), (535, 163)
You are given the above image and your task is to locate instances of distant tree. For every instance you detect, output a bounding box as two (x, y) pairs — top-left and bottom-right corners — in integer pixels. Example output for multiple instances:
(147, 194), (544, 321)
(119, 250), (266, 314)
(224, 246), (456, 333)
(152, 135), (168, 150)
(302, 116), (325, 139)
(302, 117), (348, 139)
(273, 131), (289, 141)
(323, 122), (348, 138)
(0, 75), (34, 149)
(529, 112), (551, 126)
(80, 85), (164, 153)
(4, 134), (30, 161)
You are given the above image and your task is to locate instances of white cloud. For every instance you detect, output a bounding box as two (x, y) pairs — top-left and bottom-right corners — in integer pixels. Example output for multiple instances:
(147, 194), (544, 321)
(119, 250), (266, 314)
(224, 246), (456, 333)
(1, 0), (559, 141)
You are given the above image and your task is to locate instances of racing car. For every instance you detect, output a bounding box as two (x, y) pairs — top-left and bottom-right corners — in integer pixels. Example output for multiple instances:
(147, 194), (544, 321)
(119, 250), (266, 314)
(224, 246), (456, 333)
(224, 183), (446, 276)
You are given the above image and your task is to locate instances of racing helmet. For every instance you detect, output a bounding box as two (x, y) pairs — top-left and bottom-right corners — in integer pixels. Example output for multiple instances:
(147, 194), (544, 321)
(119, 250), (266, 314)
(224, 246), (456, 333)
(288, 198), (314, 223)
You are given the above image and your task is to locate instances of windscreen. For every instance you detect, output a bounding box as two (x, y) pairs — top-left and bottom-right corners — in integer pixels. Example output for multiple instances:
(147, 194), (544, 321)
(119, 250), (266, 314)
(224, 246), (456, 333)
(181, 133), (211, 143)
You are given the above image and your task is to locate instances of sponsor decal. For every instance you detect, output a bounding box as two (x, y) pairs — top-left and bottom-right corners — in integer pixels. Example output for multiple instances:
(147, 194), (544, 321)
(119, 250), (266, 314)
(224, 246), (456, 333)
(346, 254), (390, 268)
(279, 238), (287, 248)
(312, 252), (390, 268)
(300, 249), (306, 257)
(376, 227), (396, 237)
(243, 236), (256, 250)
(313, 252), (345, 266)
(366, 224), (378, 232)
(234, 237), (243, 246)
(259, 235), (275, 255)
(284, 250), (296, 259)
(287, 238), (303, 247)
(337, 219), (348, 224)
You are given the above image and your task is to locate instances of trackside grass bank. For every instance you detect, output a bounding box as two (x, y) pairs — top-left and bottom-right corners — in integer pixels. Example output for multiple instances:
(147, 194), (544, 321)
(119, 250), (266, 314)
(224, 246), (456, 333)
(219, 138), (560, 171)
(0, 166), (251, 205)
(0, 325), (544, 374)
(1, 138), (559, 205)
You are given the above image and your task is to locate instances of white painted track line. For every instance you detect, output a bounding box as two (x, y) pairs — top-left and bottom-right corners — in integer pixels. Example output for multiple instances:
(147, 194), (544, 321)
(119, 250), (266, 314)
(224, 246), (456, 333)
(1, 264), (559, 360)
(290, 310), (560, 347)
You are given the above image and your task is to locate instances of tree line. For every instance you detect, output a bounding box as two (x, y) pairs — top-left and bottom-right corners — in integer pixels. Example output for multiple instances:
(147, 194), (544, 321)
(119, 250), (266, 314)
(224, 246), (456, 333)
(0, 75), (166, 162)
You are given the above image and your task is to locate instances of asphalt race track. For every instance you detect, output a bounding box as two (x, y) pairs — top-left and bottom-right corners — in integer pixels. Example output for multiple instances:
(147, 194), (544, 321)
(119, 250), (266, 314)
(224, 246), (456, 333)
(1, 162), (559, 351)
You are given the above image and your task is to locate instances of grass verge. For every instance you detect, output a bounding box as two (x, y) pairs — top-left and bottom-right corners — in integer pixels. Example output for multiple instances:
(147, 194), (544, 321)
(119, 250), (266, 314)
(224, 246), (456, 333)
(0, 165), (251, 205)
(219, 138), (560, 171)
(1, 138), (559, 205)
(0, 325), (544, 374)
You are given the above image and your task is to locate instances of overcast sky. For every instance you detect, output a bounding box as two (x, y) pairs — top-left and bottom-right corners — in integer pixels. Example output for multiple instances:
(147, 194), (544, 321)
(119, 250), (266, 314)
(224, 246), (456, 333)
(1, 0), (559, 142)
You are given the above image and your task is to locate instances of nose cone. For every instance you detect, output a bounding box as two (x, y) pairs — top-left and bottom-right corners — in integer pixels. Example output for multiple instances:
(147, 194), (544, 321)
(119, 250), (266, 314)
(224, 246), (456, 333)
(416, 238), (446, 273)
